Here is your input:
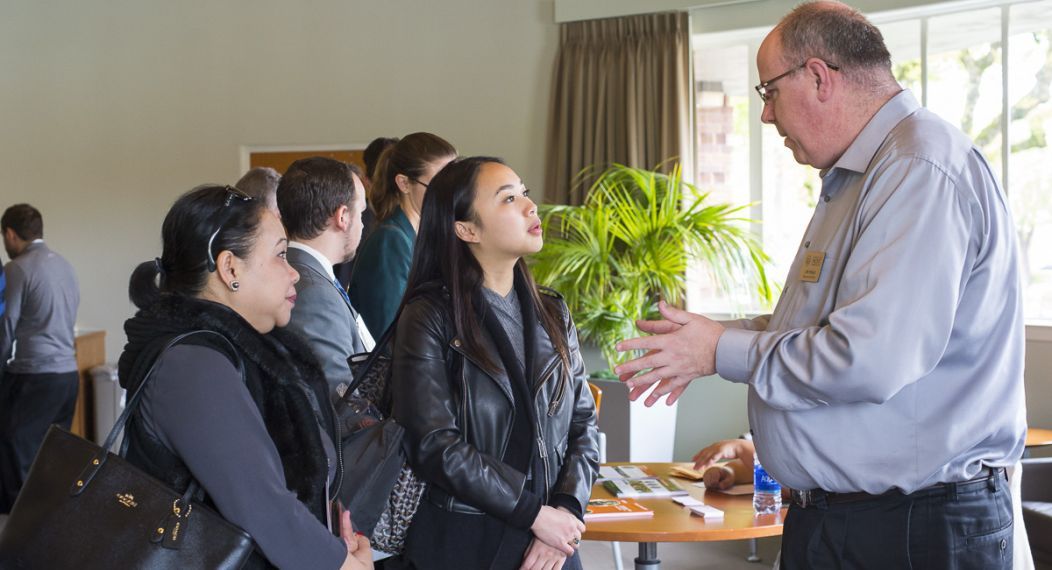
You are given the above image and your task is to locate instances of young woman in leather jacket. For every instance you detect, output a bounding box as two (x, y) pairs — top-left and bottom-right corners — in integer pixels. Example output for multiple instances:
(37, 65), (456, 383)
(391, 157), (600, 570)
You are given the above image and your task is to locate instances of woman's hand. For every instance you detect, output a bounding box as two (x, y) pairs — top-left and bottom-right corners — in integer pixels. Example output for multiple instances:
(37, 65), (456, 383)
(338, 510), (374, 570)
(693, 438), (754, 472)
(530, 505), (585, 555)
(702, 465), (737, 490)
(519, 537), (568, 570)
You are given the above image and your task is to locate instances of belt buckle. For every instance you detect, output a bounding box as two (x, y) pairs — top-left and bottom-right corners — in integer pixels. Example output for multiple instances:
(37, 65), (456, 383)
(793, 489), (813, 508)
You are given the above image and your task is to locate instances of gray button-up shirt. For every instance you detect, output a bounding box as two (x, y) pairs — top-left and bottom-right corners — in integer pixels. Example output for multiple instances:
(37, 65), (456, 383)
(715, 90), (1027, 494)
(1, 241), (80, 374)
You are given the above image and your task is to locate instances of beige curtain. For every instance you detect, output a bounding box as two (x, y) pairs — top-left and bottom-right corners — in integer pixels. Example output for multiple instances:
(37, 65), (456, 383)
(545, 12), (691, 205)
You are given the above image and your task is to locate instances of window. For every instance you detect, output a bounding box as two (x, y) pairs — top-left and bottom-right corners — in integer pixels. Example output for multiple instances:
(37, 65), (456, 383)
(691, 0), (1052, 325)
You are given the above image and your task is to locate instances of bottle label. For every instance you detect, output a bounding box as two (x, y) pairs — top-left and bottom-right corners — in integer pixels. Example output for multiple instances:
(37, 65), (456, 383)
(753, 463), (781, 493)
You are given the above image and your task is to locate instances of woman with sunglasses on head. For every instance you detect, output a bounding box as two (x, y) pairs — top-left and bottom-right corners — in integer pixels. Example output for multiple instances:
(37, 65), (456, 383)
(391, 157), (600, 570)
(119, 185), (373, 570)
(348, 132), (456, 338)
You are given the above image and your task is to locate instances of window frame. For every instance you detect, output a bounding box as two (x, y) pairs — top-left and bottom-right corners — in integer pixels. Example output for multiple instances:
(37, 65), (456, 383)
(690, 0), (1052, 334)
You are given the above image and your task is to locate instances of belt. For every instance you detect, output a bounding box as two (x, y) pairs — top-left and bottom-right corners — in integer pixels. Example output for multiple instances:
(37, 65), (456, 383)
(789, 467), (1006, 509)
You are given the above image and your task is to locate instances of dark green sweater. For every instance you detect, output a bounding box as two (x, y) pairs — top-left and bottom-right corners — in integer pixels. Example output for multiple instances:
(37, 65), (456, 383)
(347, 206), (416, 338)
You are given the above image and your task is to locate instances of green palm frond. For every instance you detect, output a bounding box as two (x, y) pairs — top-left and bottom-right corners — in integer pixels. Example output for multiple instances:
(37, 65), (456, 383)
(531, 163), (773, 372)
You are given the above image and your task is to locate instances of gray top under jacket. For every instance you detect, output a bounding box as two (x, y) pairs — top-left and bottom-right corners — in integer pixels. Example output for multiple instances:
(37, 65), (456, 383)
(138, 344), (345, 569)
(482, 286), (525, 368)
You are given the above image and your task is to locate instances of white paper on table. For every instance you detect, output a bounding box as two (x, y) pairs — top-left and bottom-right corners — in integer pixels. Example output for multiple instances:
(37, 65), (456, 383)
(688, 504), (725, 519)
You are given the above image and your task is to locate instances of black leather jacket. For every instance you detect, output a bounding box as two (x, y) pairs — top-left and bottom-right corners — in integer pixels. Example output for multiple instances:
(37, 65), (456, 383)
(391, 286), (599, 522)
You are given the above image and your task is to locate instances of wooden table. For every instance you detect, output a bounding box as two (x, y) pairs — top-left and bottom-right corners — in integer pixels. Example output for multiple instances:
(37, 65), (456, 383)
(584, 463), (784, 569)
(1026, 427), (1052, 449)
(71, 330), (106, 441)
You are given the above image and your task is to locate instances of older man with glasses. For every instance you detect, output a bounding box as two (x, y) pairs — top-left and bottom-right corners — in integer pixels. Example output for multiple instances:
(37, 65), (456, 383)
(615, 1), (1027, 569)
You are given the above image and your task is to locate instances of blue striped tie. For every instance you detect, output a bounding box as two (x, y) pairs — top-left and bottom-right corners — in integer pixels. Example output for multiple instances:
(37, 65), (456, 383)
(333, 278), (352, 306)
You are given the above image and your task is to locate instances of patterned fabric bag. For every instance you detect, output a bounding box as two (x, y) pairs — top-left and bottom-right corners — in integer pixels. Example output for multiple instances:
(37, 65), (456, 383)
(336, 321), (426, 554)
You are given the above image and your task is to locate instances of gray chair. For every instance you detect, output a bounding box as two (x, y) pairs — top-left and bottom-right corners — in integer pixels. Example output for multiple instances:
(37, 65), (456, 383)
(1021, 457), (1052, 566)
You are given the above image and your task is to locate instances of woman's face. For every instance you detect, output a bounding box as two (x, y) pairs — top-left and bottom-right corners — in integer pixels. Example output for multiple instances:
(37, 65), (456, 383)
(461, 162), (543, 261)
(403, 155), (455, 217)
(228, 210), (300, 333)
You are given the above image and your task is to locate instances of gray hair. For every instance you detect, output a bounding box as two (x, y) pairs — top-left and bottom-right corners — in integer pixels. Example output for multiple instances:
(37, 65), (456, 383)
(777, 1), (894, 88)
(235, 167), (281, 203)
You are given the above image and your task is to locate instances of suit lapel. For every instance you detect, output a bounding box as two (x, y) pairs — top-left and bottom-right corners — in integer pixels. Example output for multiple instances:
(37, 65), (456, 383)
(287, 248), (356, 315)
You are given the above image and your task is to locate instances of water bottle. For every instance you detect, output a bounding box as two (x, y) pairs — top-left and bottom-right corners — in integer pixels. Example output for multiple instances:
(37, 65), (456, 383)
(753, 454), (782, 514)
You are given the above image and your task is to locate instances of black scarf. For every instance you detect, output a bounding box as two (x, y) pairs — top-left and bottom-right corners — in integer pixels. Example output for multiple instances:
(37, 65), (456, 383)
(118, 294), (335, 568)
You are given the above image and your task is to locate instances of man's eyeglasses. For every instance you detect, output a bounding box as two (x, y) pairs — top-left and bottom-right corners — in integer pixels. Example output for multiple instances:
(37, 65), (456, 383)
(754, 60), (840, 103)
(206, 186), (254, 272)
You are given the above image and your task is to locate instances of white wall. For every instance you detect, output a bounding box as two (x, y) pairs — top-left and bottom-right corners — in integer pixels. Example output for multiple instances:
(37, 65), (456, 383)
(0, 0), (558, 362)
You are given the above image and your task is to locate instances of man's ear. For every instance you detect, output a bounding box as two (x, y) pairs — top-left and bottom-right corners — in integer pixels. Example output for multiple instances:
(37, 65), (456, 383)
(454, 220), (481, 244)
(334, 204), (350, 232)
(808, 58), (835, 103)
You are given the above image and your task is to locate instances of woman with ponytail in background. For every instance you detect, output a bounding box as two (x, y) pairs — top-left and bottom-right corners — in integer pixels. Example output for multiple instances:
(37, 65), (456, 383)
(391, 157), (599, 569)
(347, 132), (455, 337)
(119, 185), (372, 570)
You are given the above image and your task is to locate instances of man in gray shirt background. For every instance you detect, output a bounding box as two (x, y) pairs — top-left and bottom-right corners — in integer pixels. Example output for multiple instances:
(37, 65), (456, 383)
(615, 2), (1025, 568)
(0, 204), (80, 512)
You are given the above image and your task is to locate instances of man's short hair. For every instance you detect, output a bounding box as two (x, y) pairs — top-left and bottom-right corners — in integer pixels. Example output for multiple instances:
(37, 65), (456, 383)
(235, 167), (281, 203)
(276, 157), (360, 241)
(1, 204), (43, 241)
(777, 1), (892, 85)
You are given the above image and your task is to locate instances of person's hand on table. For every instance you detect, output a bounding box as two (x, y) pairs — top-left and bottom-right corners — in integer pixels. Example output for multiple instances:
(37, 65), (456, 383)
(614, 301), (725, 407)
(519, 537), (567, 570)
(531, 505), (585, 556)
(694, 439), (755, 490)
(338, 510), (374, 570)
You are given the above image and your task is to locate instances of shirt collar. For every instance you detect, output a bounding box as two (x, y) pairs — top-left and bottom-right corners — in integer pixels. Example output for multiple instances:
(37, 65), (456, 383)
(288, 241), (336, 281)
(827, 89), (921, 176)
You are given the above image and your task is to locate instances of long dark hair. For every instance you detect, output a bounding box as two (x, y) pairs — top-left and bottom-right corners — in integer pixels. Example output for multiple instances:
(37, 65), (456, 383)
(129, 185), (266, 309)
(369, 132), (456, 221)
(404, 156), (570, 374)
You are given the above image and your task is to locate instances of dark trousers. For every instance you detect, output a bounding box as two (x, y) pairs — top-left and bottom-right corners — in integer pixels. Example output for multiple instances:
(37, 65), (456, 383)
(0, 370), (79, 512)
(781, 470), (1013, 570)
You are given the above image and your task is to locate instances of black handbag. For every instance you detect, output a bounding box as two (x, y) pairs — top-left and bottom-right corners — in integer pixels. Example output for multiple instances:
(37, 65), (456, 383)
(0, 331), (254, 569)
(336, 320), (425, 554)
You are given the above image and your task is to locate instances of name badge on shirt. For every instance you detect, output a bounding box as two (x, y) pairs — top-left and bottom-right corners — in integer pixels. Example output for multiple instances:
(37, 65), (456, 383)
(800, 251), (826, 283)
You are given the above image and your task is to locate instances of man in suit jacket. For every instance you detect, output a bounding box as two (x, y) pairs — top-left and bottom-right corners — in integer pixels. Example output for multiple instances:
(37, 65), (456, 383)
(277, 157), (373, 402)
(0, 204), (80, 512)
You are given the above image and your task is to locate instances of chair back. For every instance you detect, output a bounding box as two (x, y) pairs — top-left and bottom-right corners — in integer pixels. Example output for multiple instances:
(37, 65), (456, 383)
(588, 381), (602, 417)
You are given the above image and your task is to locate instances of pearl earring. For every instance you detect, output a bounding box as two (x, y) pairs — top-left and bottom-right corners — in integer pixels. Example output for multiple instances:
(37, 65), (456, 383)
(230, 281), (240, 292)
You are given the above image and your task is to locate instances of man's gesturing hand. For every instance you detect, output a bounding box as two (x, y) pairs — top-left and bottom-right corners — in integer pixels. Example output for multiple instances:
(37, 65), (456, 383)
(613, 301), (725, 406)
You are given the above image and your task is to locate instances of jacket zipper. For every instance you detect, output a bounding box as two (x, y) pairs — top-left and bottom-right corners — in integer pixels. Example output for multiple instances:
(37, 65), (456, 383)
(536, 358), (566, 417)
(537, 434), (551, 503)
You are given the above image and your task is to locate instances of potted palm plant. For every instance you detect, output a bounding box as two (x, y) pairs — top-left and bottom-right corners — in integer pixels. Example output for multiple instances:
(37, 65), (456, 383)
(532, 163), (773, 373)
(531, 163), (772, 461)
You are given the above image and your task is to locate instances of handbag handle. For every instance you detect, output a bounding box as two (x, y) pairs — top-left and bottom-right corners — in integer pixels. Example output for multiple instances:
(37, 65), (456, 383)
(72, 330), (244, 496)
(340, 315), (398, 405)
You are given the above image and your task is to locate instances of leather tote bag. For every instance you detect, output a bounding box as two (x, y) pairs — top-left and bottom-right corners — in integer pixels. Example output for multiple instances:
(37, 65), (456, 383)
(337, 319), (425, 555)
(0, 331), (254, 569)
